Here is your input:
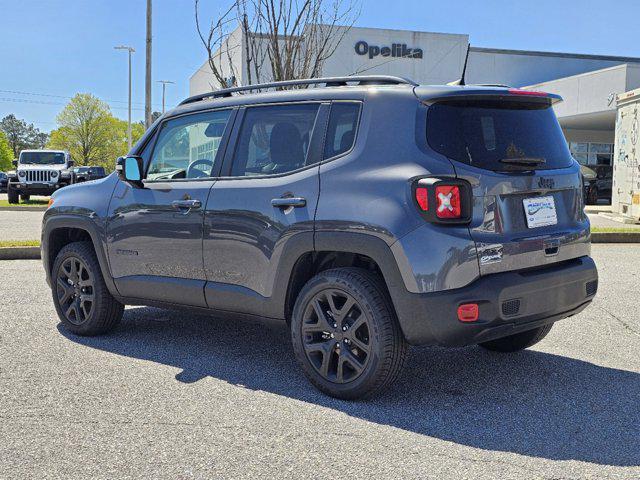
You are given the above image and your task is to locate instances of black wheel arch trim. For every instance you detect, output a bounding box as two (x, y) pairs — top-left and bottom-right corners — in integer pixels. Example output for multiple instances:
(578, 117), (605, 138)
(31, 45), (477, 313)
(313, 231), (425, 343)
(42, 214), (119, 297)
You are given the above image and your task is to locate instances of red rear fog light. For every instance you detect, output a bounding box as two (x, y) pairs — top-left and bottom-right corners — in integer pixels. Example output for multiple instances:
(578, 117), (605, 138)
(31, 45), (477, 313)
(457, 303), (479, 322)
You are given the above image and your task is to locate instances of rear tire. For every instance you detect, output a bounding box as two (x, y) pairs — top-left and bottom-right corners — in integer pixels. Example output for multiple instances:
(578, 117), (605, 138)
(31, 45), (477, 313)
(291, 268), (408, 400)
(479, 323), (553, 352)
(7, 185), (19, 204)
(51, 241), (124, 336)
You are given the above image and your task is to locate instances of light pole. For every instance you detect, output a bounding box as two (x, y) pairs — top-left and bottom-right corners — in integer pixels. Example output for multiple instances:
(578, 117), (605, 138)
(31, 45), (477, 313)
(157, 80), (175, 113)
(114, 45), (135, 150)
(145, 0), (153, 128)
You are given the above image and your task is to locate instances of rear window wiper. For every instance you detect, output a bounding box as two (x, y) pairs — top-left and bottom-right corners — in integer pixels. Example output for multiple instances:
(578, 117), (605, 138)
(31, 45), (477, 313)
(499, 157), (546, 166)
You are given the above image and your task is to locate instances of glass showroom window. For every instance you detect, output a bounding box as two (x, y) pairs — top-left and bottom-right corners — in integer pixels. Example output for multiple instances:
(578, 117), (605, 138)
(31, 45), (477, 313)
(569, 142), (613, 166)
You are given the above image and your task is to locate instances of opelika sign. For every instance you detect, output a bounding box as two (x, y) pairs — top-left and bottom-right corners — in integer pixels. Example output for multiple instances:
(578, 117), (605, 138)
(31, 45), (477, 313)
(355, 41), (423, 60)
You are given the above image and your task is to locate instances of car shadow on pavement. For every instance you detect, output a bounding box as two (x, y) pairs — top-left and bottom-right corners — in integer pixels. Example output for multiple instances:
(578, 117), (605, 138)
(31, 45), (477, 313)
(58, 306), (640, 467)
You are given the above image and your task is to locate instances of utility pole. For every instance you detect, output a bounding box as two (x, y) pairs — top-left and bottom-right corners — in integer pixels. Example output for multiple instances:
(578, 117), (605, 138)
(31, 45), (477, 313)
(145, 0), (152, 128)
(114, 45), (135, 150)
(157, 80), (175, 113)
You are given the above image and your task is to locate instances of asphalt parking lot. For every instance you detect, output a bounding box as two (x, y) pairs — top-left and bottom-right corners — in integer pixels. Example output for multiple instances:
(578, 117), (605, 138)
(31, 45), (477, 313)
(0, 245), (639, 479)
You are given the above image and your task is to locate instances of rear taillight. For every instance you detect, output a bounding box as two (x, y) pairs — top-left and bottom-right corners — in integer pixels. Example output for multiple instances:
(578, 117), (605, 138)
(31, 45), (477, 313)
(413, 178), (471, 224)
(435, 185), (461, 219)
(415, 187), (428, 211)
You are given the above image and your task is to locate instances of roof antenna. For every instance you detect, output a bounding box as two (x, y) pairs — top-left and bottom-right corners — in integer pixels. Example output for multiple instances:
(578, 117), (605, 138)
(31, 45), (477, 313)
(447, 43), (471, 86)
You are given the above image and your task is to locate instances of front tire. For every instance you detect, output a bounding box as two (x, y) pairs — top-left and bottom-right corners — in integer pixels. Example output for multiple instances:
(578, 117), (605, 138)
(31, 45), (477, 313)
(51, 241), (124, 336)
(478, 323), (553, 352)
(20, 194), (30, 202)
(291, 268), (408, 400)
(7, 185), (19, 204)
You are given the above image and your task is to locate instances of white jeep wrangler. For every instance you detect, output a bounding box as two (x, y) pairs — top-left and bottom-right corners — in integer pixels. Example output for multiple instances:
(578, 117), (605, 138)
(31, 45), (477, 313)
(7, 150), (75, 203)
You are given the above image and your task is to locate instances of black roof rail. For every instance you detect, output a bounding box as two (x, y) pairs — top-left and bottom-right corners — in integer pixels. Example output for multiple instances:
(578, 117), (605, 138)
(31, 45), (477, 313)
(178, 75), (418, 106)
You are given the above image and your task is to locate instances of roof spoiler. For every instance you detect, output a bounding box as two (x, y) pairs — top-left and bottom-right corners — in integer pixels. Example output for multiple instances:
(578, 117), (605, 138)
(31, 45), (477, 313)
(415, 86), (563, 105)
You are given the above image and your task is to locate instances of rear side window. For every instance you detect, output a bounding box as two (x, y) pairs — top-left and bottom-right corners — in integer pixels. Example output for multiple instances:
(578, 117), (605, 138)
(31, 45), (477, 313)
(324, 102), (361, 159)
(427, 100), (573, 171)
(231, 104), (320, 176)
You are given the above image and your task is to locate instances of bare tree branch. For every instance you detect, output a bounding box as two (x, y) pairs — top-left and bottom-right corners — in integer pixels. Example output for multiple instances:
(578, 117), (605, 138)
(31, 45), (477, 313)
(195, 0), (360, 91)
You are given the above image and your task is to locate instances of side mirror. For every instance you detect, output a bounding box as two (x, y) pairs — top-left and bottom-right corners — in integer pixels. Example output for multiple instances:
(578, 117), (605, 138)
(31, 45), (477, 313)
(12, 160), (17, 167)
(68, 159), (75, 167)
(116, 156), (144, 186)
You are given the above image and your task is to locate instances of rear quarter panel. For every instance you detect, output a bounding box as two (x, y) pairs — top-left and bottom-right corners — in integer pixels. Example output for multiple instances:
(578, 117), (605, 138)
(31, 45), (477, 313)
(316, 89), (480, 293)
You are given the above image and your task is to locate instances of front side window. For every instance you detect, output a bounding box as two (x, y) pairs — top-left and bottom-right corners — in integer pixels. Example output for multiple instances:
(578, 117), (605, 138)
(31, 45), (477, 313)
(231, 104), (320, 176)
(427, 99), (574, 171)
(324, 102), (361, 160)
(147, 109), (231, 180)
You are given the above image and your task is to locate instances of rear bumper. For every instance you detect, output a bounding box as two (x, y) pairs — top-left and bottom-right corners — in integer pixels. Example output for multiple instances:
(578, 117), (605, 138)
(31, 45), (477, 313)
(394, 256), (598, 346)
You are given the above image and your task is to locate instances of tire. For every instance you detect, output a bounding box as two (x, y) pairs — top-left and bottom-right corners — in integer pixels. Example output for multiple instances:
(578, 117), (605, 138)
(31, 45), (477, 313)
(20, 194), (30, 202)
(7, 185), (19, 204)
(291, 268), (408, 400)
(586, 187), (598, 205)
(478, 323), (553, 352)
(51, 241), (124, 336)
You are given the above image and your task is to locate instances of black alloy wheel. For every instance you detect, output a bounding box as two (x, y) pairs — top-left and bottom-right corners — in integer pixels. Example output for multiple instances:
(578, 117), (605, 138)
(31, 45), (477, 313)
(301, 288), (371, 384)
(51, 241), (123, 336)
(291, 268), (408, 400)
(56, 256), (95, 325)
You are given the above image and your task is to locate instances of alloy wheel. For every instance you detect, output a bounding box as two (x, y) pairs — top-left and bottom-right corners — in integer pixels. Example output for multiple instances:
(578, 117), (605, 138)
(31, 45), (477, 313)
(56, 256), (95, 325)
(301, 288), (372, 384)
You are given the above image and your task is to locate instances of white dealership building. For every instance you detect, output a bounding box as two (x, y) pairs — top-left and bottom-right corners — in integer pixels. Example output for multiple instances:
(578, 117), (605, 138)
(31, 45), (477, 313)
(190, 25), (640, 169)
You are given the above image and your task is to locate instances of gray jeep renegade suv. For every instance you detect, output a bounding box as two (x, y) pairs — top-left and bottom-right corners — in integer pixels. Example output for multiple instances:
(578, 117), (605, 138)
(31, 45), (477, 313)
(42, 76), (598, 399)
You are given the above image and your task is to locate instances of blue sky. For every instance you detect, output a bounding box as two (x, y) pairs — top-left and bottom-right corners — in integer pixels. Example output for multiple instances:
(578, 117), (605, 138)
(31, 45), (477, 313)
(2, 0), (640, 132)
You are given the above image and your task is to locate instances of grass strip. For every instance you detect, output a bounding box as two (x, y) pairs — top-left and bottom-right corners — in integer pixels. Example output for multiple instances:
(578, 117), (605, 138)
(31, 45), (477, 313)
(0, 240), (40, 248)
(0, 199), (48, 207)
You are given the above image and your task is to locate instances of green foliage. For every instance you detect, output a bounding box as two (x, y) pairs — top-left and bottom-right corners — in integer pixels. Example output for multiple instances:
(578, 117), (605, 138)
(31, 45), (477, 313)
(0, 131), (13, 171)
(47, 93), (145, 170)
(0, 114), (49, 157)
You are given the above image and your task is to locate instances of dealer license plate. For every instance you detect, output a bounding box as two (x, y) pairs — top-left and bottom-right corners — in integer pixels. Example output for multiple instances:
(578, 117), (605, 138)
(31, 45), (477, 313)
(523, 196), (557, 228)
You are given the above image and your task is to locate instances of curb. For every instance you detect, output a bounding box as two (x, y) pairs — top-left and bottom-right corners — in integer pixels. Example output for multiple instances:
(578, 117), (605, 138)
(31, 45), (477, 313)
(591, 232), (640, 243)
(0, 247), (41, 260)
(0, 206), (47, 212)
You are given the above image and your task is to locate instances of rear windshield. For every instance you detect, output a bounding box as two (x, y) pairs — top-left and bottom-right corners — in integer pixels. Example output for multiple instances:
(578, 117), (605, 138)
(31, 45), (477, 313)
(426, 100), (573, 171)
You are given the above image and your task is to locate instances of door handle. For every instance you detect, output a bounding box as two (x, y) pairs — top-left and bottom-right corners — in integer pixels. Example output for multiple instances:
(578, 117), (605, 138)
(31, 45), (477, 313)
(172, 199), (202, 210)
(271, 197), (306, 208)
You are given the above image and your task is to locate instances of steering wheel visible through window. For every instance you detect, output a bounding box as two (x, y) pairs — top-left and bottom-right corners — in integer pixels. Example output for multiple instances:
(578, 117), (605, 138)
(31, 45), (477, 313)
(187, 158), (214, 178)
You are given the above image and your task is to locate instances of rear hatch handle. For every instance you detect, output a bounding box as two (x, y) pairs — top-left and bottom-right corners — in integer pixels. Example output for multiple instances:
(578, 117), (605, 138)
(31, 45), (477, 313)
(544, 239), (560, 256)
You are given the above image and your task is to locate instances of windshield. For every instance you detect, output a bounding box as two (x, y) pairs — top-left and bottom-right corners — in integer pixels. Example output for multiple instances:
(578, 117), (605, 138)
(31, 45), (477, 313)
(427, 100), (573, 171)
(20, 152), (66, 165)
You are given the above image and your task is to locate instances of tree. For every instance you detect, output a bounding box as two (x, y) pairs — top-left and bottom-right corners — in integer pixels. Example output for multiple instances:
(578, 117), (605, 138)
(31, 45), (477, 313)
(47, 94), (145, 169)
(0, 114), (49, 157)
(0, 131), (13, 171)
(195, 0), (359, 88)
